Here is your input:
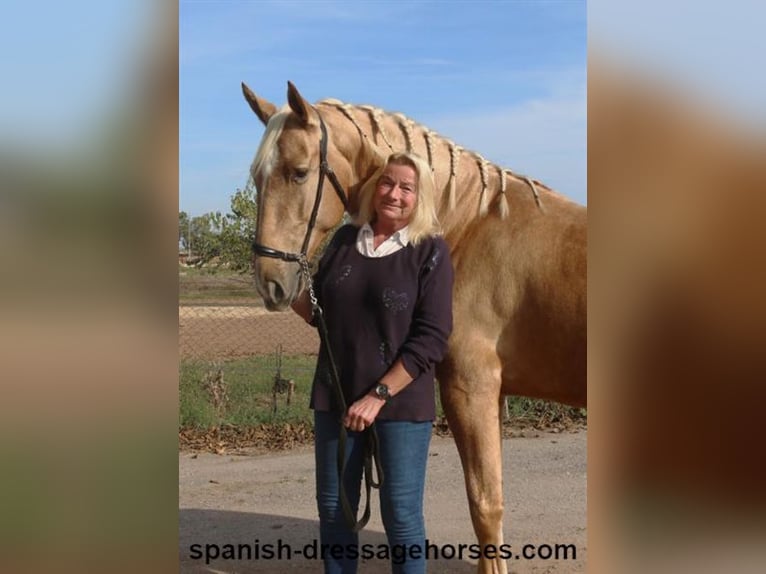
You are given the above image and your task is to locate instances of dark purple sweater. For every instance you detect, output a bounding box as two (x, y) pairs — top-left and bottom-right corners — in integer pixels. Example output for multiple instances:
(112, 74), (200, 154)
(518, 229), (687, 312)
(309, 224), (454, 421)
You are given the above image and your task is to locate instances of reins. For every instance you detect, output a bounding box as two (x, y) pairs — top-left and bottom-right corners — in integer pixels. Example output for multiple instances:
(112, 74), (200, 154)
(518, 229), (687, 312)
(252, 112), (383, 533)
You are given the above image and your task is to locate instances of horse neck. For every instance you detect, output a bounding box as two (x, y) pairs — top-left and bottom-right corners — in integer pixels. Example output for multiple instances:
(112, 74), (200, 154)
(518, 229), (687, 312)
(317, 101), (555, 237)
(317, 103), (384, 213)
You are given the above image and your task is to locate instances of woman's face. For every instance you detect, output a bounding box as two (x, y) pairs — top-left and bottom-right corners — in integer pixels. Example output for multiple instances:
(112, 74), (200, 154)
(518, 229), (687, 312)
(372, 162), (418, 230)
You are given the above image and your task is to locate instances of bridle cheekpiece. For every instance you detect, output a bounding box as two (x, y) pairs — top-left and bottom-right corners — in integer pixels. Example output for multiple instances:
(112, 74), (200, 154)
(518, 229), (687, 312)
(251, 113), (349, 264)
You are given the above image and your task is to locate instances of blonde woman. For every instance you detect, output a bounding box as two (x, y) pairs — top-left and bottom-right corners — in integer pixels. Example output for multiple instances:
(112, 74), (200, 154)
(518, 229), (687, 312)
(292, 152), (454, 574)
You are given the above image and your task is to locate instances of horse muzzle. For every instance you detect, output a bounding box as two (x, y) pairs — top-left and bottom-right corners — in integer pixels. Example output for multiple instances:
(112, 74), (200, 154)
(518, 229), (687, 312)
(254, 261), (301, 311)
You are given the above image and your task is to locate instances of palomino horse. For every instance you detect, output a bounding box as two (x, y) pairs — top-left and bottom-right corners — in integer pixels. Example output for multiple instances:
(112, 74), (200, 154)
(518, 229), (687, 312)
(242, 81), (586, 574)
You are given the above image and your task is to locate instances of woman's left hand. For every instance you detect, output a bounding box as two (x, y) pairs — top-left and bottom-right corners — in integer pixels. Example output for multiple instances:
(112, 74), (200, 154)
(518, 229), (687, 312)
(343, 394), (386, 432)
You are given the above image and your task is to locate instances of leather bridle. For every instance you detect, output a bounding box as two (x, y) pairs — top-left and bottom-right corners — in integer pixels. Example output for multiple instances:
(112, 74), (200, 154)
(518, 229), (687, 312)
(251, 113), (349, 263)
(250, 110), (382, 533)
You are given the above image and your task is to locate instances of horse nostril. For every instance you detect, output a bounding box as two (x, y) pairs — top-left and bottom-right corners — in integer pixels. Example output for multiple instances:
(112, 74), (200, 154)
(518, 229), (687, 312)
(266, 280), (285, 303)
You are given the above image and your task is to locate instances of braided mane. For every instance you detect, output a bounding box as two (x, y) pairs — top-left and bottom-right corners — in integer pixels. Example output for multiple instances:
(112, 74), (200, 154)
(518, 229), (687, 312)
(318, 98), (550, 218)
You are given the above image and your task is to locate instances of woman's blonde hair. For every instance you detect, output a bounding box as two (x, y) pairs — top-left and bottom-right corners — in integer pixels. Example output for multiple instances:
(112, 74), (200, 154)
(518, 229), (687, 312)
(354, 152), (441, 245)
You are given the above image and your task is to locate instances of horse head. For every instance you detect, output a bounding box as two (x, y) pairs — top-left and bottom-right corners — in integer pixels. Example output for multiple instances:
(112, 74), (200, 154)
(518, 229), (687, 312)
(242, 81), (352, 310)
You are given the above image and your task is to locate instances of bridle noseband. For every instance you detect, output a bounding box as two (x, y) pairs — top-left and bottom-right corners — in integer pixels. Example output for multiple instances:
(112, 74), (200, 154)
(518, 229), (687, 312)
(251, 113), (349, 263)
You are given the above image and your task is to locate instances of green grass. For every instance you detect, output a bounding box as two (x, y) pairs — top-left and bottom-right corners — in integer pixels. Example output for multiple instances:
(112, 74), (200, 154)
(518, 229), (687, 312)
(180, 354), (586, 431)
(179, 355), (317, 427)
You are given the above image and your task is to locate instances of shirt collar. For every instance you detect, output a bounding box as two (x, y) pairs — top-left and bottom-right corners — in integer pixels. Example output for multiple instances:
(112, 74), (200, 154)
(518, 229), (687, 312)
(361, 223), (410, 246)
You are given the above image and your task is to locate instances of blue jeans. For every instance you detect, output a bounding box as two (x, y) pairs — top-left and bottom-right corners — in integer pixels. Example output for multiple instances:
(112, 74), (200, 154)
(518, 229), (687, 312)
(314, 410), (432, 574)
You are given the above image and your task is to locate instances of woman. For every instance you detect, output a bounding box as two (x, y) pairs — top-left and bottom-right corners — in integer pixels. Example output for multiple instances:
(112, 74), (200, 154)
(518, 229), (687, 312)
(291, 151), (454, 574)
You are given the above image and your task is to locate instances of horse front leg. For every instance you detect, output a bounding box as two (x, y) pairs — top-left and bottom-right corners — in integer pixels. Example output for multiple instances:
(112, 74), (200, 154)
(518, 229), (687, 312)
(439, 354), (507, 574)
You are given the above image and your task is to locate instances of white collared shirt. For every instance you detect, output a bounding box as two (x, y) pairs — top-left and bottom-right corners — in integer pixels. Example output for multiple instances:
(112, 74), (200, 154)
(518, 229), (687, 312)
(356, 223), (410, 257)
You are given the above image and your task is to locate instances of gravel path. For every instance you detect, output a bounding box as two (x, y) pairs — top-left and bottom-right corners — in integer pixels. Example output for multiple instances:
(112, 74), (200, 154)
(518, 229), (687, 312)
(180, 430), (586, 573)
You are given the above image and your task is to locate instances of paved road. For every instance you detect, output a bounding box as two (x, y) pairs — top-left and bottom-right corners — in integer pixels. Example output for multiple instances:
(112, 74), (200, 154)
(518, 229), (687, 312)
(179, 430), (586, 573)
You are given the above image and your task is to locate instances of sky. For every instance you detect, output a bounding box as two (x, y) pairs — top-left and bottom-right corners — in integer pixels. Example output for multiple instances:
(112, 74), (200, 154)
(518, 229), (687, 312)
(2, 1), (761, 218)
(179, 0), (588, 217)
(588, 0), (766, 127)
(0, 0), (154, 148)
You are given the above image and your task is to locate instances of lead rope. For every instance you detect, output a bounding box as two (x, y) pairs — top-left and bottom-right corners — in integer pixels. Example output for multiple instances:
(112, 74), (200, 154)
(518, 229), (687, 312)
(299, 256), (384, 532)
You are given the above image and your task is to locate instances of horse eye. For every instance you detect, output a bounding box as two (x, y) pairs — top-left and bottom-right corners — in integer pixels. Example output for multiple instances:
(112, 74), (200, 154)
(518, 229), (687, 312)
(292, 169), (309, 184)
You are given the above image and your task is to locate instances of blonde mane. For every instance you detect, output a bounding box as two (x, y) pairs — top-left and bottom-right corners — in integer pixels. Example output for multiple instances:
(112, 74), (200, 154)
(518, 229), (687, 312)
(318, 98), (551, 219)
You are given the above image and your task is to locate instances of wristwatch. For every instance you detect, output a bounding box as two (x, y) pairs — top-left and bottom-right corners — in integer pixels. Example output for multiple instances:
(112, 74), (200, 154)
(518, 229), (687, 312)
(374, 383), (392, 402)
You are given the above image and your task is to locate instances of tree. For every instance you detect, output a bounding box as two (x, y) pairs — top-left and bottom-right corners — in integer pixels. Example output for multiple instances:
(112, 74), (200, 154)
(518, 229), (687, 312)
(178, 177), (258, 271)
(189, 212), (223, 265)
(179, 211), (190, 252)
(217, 182), (258, 272)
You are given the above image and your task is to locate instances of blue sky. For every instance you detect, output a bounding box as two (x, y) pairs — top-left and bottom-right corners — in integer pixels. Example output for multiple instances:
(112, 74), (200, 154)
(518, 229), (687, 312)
(180, 0), (587, 217)
(588, 0), (766, 128)
(0, 0), (152, 147)
(3, 1), (764, 219)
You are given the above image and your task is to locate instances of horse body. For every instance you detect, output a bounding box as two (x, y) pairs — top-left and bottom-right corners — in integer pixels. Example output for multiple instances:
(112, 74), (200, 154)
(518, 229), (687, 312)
(243, 81), (586, 574)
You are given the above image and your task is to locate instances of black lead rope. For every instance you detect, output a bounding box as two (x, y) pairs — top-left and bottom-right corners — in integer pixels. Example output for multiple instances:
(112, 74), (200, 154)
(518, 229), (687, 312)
(251, 111), (381, 532)
(314, 305), (384, 533)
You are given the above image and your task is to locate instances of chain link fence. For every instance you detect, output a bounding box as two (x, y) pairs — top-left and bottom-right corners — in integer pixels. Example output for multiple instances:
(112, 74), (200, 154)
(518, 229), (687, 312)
(179, 265), (322, 428)
(179, 305), (319, 360)
(178, 268), (586, 432)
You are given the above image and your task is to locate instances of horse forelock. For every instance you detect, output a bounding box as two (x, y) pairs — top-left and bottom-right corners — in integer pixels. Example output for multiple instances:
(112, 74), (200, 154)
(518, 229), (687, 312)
(252, 105), (291, 182)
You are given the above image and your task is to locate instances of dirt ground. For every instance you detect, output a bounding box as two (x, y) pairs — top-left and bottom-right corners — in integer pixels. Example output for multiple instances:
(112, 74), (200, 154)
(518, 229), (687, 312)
(179, 430), (586, 573)
(179, 306), (586, 572)
(179, 307), (319, 359)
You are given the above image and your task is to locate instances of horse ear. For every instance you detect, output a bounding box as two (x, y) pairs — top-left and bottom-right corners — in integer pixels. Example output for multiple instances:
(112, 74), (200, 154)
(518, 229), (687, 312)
(241, 82), (277, 126)
(286, 81), (313, 125)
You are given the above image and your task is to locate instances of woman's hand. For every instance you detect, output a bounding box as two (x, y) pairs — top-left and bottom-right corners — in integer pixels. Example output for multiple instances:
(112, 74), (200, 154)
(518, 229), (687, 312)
(342, 361), (414, 431)
(290, 290), (314, 324)
(343, 393), (386, 432)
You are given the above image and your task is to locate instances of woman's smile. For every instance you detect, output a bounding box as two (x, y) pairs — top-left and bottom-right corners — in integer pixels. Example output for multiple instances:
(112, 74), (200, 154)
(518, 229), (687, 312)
(372, 163), (418, 229)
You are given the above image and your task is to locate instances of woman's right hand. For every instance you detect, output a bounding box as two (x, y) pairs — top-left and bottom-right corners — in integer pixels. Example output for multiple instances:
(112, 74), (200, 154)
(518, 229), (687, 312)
(343, 394), (385, 432)
(290, 290), (314, 324)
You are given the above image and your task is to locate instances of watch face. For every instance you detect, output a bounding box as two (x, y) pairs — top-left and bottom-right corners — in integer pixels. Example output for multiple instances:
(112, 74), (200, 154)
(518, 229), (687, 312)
(376, 384), (389, 399)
